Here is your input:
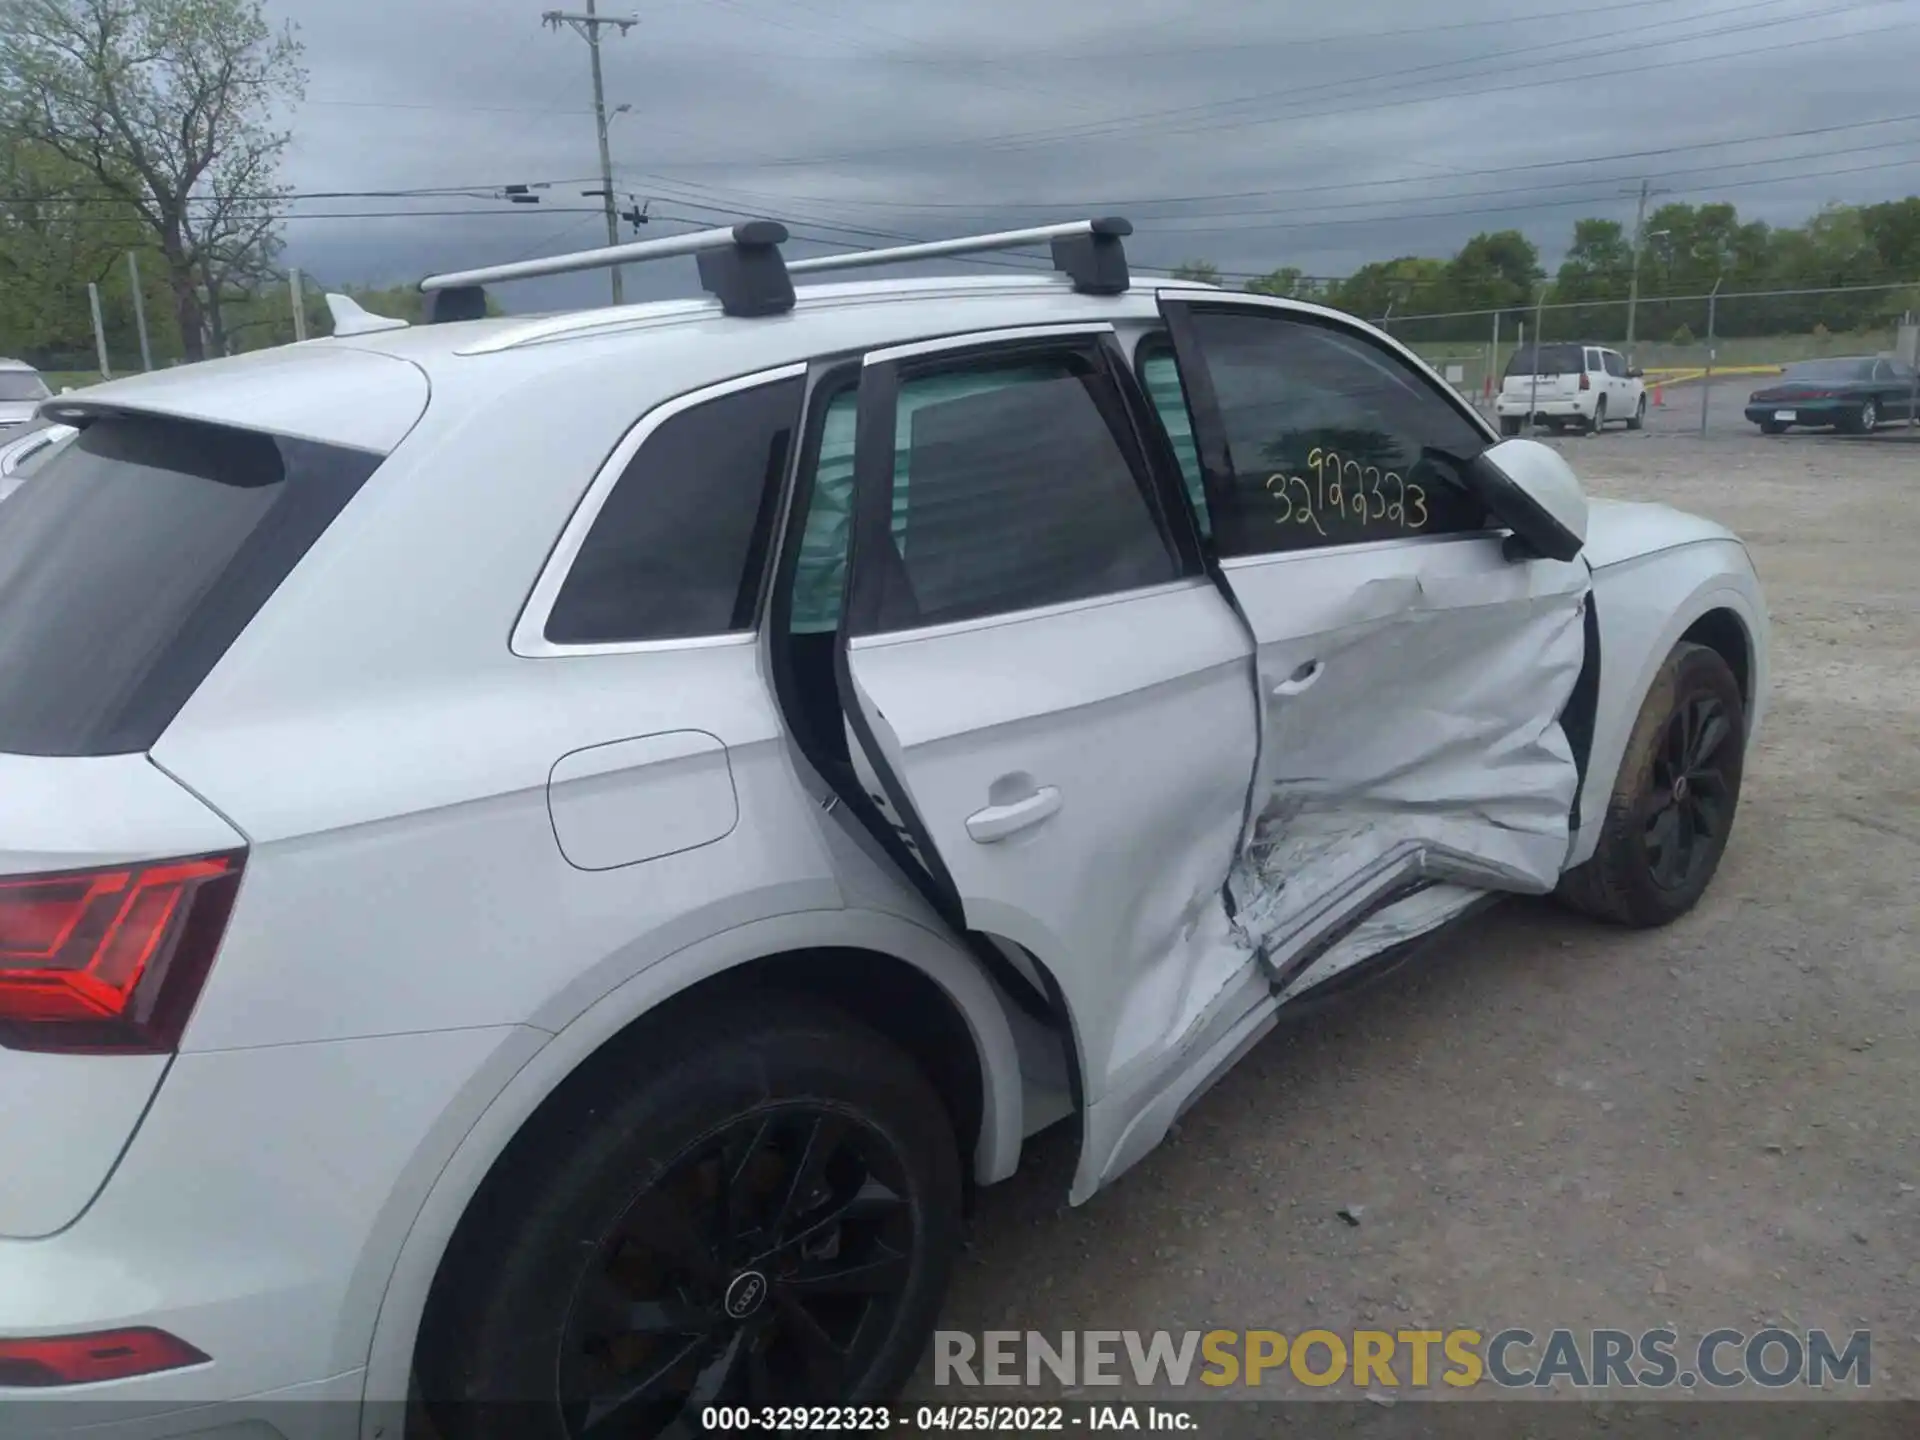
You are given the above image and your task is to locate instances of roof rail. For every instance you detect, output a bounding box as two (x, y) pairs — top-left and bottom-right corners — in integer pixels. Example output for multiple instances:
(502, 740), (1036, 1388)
(788, 218), (1133, 296)
(412, 215), (1136, 326)
(417, 221), (794, 321)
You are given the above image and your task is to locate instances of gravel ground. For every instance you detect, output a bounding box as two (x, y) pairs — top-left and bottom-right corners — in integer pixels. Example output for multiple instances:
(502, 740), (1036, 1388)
(904, 418), (1920, 1427)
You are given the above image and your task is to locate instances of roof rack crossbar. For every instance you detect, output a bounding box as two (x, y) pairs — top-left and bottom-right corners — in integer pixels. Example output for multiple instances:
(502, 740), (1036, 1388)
(786, 217), (1133, 295)
(417, 221), (794, 320)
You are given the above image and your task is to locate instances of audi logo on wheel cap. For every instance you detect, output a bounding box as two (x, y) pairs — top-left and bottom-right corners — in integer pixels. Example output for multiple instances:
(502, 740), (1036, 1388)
(724, 1270), (769, 1320)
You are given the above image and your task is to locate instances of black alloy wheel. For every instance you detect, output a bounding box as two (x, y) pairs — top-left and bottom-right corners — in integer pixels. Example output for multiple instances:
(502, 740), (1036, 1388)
(1642, 691), (1737, 893)
(559, 1106), (917, 1437)
(418, 999), (961, 1440)
(1556, 641), (1746, 927)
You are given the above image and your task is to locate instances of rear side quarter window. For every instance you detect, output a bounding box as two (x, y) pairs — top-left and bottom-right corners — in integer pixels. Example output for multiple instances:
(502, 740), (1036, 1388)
(543, 375), (803, 646)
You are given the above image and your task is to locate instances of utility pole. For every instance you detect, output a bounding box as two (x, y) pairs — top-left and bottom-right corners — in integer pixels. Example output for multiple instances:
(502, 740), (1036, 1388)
(544, 3), (638, 305)
(1528, 282), (1550, 431)
(1623, 179), (1672, 364)
(1489, 309), (1500, 412)
(290, 268), (308, 342)
(126, 252), (153, 371)
(87, 282), (112, 381)
(1700, 277), (1723, 438)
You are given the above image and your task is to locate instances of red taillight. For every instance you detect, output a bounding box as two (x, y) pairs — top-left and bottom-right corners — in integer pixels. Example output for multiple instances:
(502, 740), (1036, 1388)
(0, 1327), (210, 1387)
(1579, 372), (1591, 391)
(0, 852), (242, 1054)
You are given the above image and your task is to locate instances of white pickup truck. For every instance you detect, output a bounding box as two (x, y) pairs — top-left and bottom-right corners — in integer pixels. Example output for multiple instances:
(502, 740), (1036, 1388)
(1498, 341), (1647, 434)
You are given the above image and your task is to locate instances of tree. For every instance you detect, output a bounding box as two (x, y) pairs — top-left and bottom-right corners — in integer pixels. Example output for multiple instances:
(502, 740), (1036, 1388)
(1860, 197), (1920, 280)
(1555, 219), (1632, 295)
(1444, 229), (1542, 315)
(1243, 266), (1315, 299)
(0, 139), (148, 356)
(1552, 219), (1633, 339)
(1170, 259), (1220, 284)
(1, 0), (306, 361)
(1329, 256), (1446, 322)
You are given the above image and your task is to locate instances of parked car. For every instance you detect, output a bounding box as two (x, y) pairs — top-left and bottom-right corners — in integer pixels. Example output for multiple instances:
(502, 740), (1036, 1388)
(0, 220), (1768, 1440)
(1496, 342), (1647, 434)
(0, 359), (52, 436)
(0, 417), (78, 502)
(1744, 356), (1918, 434)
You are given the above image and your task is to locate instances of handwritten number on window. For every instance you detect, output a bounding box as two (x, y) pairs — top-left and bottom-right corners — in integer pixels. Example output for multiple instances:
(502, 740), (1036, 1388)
(1259, 449), (1429, 538)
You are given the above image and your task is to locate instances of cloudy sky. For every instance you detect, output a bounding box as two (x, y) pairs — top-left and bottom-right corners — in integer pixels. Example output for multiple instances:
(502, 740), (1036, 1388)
(272, 0), (1920, 312)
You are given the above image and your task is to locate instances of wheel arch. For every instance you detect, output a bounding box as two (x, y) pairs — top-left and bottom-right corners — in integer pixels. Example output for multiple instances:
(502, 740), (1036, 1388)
(1571, 546), (1768, 869)
(352, 907), (1025, 1422)
(1679, 606), (1754, 720)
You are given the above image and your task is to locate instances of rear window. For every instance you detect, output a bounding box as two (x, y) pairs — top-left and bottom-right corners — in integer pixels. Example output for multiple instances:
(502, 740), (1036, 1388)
(1784, 359), (1873, 382)
(1505, 344), (1587, 377)
(0, 372), (50, 403)
(0, 412), (381, 755)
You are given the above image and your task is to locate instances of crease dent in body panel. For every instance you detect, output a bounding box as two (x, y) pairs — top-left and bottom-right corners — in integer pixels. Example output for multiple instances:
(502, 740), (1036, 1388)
(1226, 564), (1589, 969)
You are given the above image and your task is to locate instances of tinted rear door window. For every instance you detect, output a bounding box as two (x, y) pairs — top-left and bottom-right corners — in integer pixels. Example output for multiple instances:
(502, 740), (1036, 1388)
(0, 413), (379, 755)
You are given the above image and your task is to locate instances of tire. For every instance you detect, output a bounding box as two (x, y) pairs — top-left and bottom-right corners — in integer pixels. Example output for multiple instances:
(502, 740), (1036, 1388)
(1499, 415), (1522, 437)
(1627, 394), (1647, 431)
(419, 998), (963, 1440)
(1846, 399), (1879, 434)
(1556, 642), (1746, 929)
(1759, 421), (1786, 435)
(1587, 397), (1607, 433)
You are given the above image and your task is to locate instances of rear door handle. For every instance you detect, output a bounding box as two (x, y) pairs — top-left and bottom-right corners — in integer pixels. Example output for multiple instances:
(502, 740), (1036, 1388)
(1271, 659), (1326, 698)
(966, 786), (1063, 844)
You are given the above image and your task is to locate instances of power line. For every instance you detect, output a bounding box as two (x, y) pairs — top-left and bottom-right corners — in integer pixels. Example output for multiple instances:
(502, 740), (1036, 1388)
(306, 98), (596, 116)
(699, 0), (1749, 64)
(0, 179), (604, 206)
(954, 0), (1825, 156)
(1136, 152), (1920, 236)
(619, 110), (1920, 214)
(992, 4), (1910, 160)
(610, 131), (1920, 235)
(649, 1), (1907, 171)
(1136, 137), (1920, 227)
(1387, 277), (1920, 324)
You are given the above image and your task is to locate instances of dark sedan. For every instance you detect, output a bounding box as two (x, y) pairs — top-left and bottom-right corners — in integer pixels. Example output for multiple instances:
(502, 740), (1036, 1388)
(1746, 356), (1918, 434)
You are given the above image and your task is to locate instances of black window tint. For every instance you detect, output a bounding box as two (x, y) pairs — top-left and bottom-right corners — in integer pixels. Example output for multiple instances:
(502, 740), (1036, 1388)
(1183, 310), (1491, 557)
(859, 355), (1178, 633)
(1504, 344), (1585, 377)
(1604, 352), (1625, 377)
(547, 377), (801, 644)
(0, 413), (379, 756)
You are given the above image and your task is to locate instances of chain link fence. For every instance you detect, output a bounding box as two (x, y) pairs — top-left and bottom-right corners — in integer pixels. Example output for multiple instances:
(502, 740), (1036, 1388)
(1380, 282), (1920, 419)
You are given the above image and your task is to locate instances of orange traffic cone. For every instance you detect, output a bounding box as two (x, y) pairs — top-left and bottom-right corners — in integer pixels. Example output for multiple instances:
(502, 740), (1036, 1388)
(1653, 383), (1665, 407)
